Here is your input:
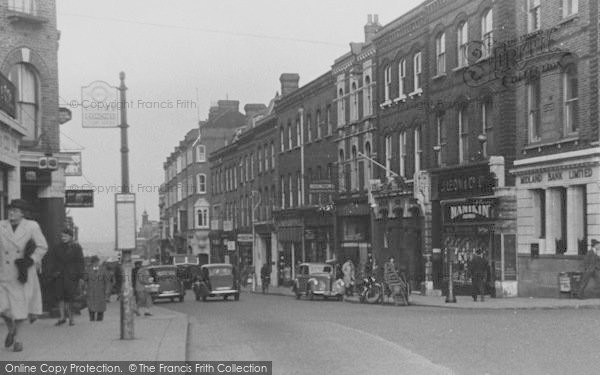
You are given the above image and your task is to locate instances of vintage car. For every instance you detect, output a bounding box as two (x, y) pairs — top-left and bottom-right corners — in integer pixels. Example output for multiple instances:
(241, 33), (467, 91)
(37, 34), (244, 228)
(193, 263), (240, 301)
(142, 265), (185, 303)
(176, 263), (202, 290)
(292, 262), (344, 301)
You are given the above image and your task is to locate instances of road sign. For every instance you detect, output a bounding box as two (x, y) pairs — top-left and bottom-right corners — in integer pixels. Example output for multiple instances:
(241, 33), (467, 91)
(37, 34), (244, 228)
(65, 189), (93, 207)
(115, 193), (136, 250)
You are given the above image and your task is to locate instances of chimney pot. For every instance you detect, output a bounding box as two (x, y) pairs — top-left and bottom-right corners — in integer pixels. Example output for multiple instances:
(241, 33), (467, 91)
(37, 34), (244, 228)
(368, 14), (373, 24)
(374, 14), (379, 24)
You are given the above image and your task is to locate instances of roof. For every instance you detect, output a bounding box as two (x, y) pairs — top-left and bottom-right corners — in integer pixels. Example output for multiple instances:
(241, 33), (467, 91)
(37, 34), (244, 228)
(201, 263), (233, 268)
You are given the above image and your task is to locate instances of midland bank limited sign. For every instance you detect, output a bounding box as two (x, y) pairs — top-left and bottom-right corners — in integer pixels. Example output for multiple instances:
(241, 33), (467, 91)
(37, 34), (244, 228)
(443, 198), (497, 224)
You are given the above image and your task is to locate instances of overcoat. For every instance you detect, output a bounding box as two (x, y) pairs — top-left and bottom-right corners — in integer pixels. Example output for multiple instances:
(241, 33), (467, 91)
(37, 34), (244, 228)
(47, 241), (85, 302)
(85, 265), (112, 313)
(0, 219), (48, 320)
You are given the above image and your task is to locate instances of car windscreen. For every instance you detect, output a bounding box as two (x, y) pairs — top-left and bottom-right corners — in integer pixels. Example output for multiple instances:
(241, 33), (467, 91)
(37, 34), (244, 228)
(309, 265), (332, 274)
(151, 268), (177, 279)
(207, 267), (232, 277)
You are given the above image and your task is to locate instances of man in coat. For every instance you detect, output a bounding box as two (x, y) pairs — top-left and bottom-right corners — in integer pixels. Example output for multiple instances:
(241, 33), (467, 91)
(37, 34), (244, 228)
(85, 256), (112, 321)
(0, 199), (48, 352)
(470, 249), (488, 302)
(47, 228), (85, 326)
(577, 239), (600, 299)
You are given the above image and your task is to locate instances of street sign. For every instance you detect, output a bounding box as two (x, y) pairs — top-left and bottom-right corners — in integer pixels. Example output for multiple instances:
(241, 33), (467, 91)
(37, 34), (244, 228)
(64, 152), (82, 176)
(115, 193), (136, 250)
(81, 81), (119, 128)
(65, 189), (93, 207)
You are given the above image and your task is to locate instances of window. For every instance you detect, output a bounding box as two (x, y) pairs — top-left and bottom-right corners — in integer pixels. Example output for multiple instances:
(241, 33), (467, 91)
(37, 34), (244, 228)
(176, 155), (182, 174)
(177, 182), (182, 202)
(297, 172), (302, 206)
(364, 141), (372, 184)
(482, 100), (493, 157)
(296, 118), (301, 147)
(350, 82), (359, 121)
(351, 145), (358, 190)
(398, 60), (406, 98)
(385, 135), (392, 179)
(337, 88), (345, 126)
(339, 149), (346, 192)
(287, 121), (292, 150)
(528, 0), (540, 32)
(264, 144), (270, 171)
(528, 79), (541, 143)
(280, 126), (285, 152)
(288, 174), (293, 208)
(413, 52), (422, 93)
(9, 63), (39, 142)
(384, 65), (392, 101)
(436, 33), (446, 75)
(326, 105), (332, 135)
(458, 109), (469, 163)
(457, 22), (469, 67)
(250, 152), (254, 179)
(363, 76), (372, 116)
(257, 147), (262, 173)
(196, 145), (206, 162)
(563, 65), (578, 134)
(8, 0), (35, 14)
(197, 174), (206, 194)
(316, 110), (322, 138)
(563, 0), (578, 17)
(481, 9), (493, 58)
(196, 207), (209, 229)
(399, 131), (407, 177)
(436, 115), (445, 166)
(271, 142), (275, 170)
(306, 114), (312, 142)
(280, 176), (285, 208)
(414, 127), (422, 173)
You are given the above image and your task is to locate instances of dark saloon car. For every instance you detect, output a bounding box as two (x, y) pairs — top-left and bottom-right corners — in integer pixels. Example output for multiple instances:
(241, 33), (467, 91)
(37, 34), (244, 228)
(142, 265), (185, 302)
(292, 262), (344, 301)
(193, 263), (240, 301)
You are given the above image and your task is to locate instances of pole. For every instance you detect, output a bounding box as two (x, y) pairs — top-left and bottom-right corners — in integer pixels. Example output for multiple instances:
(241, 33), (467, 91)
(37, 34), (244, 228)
(119, 72), (135, 339)
(445, 248), (456, 303)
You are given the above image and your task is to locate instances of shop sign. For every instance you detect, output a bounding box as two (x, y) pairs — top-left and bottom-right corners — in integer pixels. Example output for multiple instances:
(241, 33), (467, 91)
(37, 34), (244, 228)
(227, 240), (236, 250)
(81, 81), (119, 128)
(237, 234), (253, 243)
(223, 220), (233, 231)
(65, 189), (94, 208)
(443, 198), (497, 224)
(0, 73), (16, 118)
(519, 167), (593, 185)
(309, 180), (334, 193)
(64, 152), (82, 176)
(436, 166), (495, 200)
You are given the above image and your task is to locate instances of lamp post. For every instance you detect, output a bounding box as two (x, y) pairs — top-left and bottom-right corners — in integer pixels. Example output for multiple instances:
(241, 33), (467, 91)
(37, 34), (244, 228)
(445, 248), (456, 303)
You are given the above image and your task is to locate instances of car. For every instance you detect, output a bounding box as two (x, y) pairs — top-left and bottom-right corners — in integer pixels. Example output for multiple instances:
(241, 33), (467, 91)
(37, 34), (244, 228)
(193, 263), (240, 302)
(142, 265), (185, 303)
(177, 263), (202, 290)
(292, 262), (344, 301)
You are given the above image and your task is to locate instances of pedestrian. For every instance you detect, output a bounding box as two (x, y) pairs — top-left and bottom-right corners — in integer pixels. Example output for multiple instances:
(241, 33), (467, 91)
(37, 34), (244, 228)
(0, 199), (48, 352)
(364, 252), (375, 277)
(134, 265), (152, 317)
(47, 228), (85, 326)
(470, 249), (488, 302)
(132, 261), (142, 316)
(577, 239), (600, 299)
(260, 262), (272, 293)
(342, 258), (355, 296)
(84, 256), (112, 321)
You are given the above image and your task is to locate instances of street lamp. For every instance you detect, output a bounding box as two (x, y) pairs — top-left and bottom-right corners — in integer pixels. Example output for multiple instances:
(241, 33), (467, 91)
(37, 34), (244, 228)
(477, 134), (488, 160)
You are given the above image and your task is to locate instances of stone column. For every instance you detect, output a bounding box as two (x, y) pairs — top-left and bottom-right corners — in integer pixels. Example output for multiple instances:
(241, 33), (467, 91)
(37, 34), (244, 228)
(566, 186), (585, 255)
(545, 188), (562, 254)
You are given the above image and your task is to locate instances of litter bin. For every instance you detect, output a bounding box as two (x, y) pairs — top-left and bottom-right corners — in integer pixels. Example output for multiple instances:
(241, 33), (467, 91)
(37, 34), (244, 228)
(558, 271), (583, 298)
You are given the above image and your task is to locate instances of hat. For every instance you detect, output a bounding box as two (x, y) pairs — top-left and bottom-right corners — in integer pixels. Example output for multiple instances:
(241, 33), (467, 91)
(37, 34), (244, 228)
(592, 239), (600, 247)
(8, 199), (30, 212)
(90, 255), (100, 263)
(62, 228), (74, 237)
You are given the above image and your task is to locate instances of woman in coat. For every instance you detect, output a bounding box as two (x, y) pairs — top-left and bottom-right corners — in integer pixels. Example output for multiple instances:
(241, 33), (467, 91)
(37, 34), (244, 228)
(84, 256), (112, 321)
(47, 228), (85, 326)
(0, 199), (48, 352)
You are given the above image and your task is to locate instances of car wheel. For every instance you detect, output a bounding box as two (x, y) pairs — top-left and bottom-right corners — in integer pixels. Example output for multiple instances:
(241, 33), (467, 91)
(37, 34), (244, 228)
(170, 297), (174, 302)
(307, 288), (314, 301)
(223, 295), (228, 301)
(324, 296), (329, 301)
(337, 294), (343, 301)
(234, 293), (240, 301)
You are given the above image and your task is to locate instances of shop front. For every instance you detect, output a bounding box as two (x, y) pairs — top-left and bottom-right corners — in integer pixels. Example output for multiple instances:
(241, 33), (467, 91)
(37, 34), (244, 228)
(335, 198), (371, 266)
(275, 216), (303, 286)
(0, 72), (22, 218)
(432, 159), (517, 297)
(511, 148), (600, 297)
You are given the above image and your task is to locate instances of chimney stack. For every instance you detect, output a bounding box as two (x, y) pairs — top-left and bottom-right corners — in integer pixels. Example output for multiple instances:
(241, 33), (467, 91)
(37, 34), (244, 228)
(280, 73), (300, 96)
(364, 14), (382, 44)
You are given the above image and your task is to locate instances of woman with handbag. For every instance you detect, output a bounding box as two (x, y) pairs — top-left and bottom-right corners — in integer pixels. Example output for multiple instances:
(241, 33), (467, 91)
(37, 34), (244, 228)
(0, 199), (48, 352)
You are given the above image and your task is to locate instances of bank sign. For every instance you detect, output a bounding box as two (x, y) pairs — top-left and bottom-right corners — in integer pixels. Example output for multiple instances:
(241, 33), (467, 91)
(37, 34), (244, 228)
(443, 198), (497, 224)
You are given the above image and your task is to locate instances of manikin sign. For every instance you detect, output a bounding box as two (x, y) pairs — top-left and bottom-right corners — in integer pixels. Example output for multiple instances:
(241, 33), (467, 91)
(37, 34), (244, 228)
(443, 198), (497, 224)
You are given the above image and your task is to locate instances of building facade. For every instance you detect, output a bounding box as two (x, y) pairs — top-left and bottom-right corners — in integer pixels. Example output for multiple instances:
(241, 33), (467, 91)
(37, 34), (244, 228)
(332, 16), (380, 272)
(162, 100), (247, 263)
(274, 72), (337, 285)
(509, 0), (600, 297)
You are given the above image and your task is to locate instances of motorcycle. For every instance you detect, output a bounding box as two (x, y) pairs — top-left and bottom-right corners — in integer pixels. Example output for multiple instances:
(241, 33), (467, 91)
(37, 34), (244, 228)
(359, 276), (383, 304)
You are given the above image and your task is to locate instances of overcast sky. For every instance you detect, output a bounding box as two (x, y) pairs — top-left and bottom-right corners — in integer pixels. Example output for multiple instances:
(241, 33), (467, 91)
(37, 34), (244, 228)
(56, 0), (415, 246)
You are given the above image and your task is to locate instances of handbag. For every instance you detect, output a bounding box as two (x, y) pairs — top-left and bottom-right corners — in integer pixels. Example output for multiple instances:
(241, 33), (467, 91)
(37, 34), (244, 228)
(15, 239), (36, 284)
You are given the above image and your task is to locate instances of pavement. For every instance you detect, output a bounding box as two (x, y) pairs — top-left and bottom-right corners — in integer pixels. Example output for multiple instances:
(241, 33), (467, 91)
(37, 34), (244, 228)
(0, 294), (189, 360)
(247, 284), (600, 310)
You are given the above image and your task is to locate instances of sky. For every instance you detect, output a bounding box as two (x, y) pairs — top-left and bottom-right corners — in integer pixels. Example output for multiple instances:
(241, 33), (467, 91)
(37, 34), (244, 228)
(56, 0), (415, 246)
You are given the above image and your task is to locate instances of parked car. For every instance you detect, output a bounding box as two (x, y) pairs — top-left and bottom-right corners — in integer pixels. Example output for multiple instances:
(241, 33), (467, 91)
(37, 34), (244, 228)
(193, 263), (240, 301)
(292, 262), (344, 301)
(142, 265), (185, 303)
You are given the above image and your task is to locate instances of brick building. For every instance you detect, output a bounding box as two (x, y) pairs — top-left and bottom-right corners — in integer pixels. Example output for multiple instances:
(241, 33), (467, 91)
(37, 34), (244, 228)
(162, 100), (247, 263)
(274, 72), (337, 285)
(332, 16), (380, 271)
(208, 101), (272, 283)
(509, 0), (600, 297)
